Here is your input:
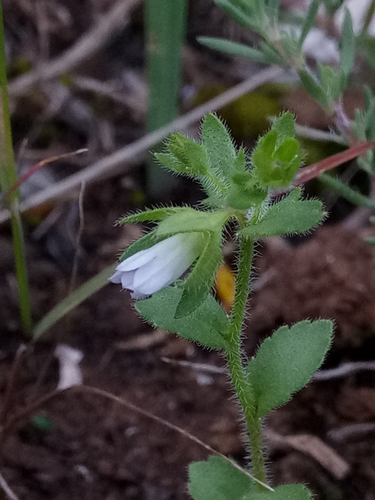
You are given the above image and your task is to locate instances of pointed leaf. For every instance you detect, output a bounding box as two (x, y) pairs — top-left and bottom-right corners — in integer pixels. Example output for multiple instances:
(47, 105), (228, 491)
(340, 9), (355, 76)
(214, 0), (258, 31)
(298, 68), (329, 109)
(119, 207), (189, 225)
(298, 0), (320, 48)
(156, 208), (228, 237)
(198, 37), (278, 64)
(239, 194), (323, 238)
(161, 133), (209, 176)
(272, 112), (296, 145)
(33, 264), (116, 340)
(136, 287), (229, 348)
(202, 113), (236, 184)
(189, 456), (256, 500)
(247, 320), (333, 417)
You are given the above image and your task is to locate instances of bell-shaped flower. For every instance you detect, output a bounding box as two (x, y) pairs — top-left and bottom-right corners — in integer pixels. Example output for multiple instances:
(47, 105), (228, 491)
(109, 232), (203, 299)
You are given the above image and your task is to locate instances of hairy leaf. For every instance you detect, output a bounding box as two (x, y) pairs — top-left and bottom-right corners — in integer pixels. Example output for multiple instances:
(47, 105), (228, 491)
(136, 287), (229, 348)
(247, 320), (333, 417)
(189, 456), (256, 500)
(240, 192), (323, 238)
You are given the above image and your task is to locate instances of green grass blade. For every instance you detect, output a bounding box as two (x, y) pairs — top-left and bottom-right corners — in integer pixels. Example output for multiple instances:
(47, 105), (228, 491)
(319, 172), (375, 209)
(145, 0), (188, 198)
(0, 4), (32, 334)
(33, 264), (116, 341)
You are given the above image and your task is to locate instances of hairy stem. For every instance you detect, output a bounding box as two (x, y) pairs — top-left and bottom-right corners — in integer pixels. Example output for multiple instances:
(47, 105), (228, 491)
(225, 236), (267, 487)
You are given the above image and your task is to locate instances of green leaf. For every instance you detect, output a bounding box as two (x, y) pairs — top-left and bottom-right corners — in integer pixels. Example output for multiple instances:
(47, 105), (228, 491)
(272, 112), (296, 144)
(198, 37), (278, 64)
(298, 68), (330, 109)
(176, 231), (223, 318)
(340, 9), (355, 76)
(299, 0), (320, 48)
(267, 0), (280, 24)
(33, 264), (116, 340)
(251, 135), (303, 188)
(156, 208), (229, 237)
(258, 41), (285, 65)
(160, 133), (209, 176)
(188, 456), (256, 500)
(136, 287), (229, 348)
(119, 207), (189, 225)
(243, 483), (312, 500)
(226, 171), (268, 210)
(247, 320), (333, 417)
(201, 113), (236, 185)
(214, 0), (259, 32)
(239, 192), (323, 238)
(318, 63), (345, 101)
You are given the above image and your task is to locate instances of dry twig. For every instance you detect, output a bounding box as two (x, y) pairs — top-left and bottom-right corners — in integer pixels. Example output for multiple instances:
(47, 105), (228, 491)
(266, 430), (350, 480)
(8, 0), (142, 98)
(0, 66), (286, 224)
(0, 472), (19, 500)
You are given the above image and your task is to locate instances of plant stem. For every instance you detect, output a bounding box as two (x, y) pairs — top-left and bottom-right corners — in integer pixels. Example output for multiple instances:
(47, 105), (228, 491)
(225, 236), (267, 487)
(0, 4), (32, 334)
(319, 173), (375, 209)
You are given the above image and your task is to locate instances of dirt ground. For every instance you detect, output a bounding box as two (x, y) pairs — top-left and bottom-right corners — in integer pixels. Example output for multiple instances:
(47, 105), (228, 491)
(2, 1), (375, 499)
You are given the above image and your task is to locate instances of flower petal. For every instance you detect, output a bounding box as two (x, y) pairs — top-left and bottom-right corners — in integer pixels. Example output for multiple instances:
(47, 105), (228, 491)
(133, 243), (199, 295)
(109, 270), (122, 284)
(117, 234), (185, 271)
(120, 270), (136, 290)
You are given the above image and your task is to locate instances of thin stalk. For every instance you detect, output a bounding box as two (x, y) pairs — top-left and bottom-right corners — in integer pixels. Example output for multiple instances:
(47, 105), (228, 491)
(319, 173), (375, 209)
(0, 4), (31, 333)
(225, 236), (268, 487)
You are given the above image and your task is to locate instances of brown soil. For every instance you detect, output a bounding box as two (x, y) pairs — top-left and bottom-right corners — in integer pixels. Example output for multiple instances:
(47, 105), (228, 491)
(2, 189), (375, 499)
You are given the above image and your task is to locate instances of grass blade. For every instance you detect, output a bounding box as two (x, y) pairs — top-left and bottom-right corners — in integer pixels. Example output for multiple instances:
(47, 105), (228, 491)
(145, 0), (187, 198)
(0, 4), (32, 334)
(33, 264), (116, 340)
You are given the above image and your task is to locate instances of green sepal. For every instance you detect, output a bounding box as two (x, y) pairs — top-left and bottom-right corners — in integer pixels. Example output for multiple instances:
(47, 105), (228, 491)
(136, 287), (229, 349)
(156, 208), (229, 237)
(176, 230), (223, 318)
(246, 320), (333, 417)
(239, 190), (323, 238)
(188, 456), (256, 500)
(251, 124), (303, 188)
(243, 484), (312, 500)
(201, 113), (236, 185)
(119, 206), (190, 225)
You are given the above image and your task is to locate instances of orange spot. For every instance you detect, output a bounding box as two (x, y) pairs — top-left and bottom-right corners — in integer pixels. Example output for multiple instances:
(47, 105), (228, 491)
(215, 263), (235, 313)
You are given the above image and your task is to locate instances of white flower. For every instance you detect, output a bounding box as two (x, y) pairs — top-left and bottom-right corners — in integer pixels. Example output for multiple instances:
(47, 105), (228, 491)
(109, 233), (203, 299)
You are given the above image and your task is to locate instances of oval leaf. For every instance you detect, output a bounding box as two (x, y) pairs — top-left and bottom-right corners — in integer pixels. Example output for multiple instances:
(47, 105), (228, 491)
(247, 320), (333, 417)
(136, 286), (229, 349)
